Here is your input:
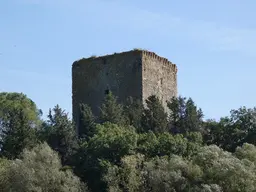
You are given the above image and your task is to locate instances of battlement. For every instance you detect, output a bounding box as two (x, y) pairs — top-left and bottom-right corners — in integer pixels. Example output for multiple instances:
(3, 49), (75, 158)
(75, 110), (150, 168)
(73, 49), (177, 74)
(141, 50), (177, 74)
(72, 50), (137, 66)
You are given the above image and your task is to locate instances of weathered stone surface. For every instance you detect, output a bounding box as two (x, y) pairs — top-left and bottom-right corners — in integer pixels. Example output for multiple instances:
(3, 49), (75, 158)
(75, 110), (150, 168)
(72, 50), (177, 128)
(142, 51), (177, 112)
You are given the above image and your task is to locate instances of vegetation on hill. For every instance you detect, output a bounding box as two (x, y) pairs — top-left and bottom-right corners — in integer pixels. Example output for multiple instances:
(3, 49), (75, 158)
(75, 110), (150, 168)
(1, 91), (256, 191)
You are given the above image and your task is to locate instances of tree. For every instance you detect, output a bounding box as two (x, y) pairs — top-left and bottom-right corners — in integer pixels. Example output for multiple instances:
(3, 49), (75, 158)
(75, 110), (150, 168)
(5, 90), (256, 192)
(156, 133), (188, 157)
(105, 144), (256, 192)
(185, 98), (204, 132)
(123, 96), (143, 130)
(0, 143), (88, 192)
(136, 131), (159, 157)
(204, 107), (256, 152)
(0, 107), (37, 159)
(203, 119), (222, 145)
(141, 95), (168, 133)
(167, 96), (204, 134)
(0, 92), (42, 126)
(184, 131), (203, 157)
(167, 96), (186, 134)
(0, 157), (11, 191)
(194, 145), (256, 192)
(78, 103), (96, 140)
(73, 122), (137, 192)
(137, 131), (201, 158)
(87, 122), (137, 163)
(235, 143), (256, 163)
(40, 105), (78, 164)
(104, 154), (145, 192)
(104, 153), (222, 192)
(0, 92), (41, 159)
(226, 107), (256, 151)
(142, 155), (204, 192)
(99, 92), (126, 126)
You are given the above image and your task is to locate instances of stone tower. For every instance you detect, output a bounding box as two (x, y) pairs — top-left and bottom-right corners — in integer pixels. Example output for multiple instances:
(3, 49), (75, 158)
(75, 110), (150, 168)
(72, 49), (177, 127)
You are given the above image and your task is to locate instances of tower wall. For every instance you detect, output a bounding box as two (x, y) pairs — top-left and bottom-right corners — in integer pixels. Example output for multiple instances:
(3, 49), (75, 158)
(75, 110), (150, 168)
(142, 51), (178, 112)
(72, 51), (143, 127)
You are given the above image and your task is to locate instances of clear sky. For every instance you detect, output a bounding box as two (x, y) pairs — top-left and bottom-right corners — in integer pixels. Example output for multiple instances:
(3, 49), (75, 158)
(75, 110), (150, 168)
(1, 0), (256, 120)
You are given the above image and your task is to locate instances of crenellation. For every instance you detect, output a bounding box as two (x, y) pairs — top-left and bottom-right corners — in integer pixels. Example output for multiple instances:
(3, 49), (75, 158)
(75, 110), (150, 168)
(142, 50), (175, 67)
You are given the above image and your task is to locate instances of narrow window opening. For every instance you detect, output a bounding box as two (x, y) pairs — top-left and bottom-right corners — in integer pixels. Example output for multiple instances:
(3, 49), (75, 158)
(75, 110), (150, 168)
(102, 58), (107, 65)
(105, 89), (110, 95)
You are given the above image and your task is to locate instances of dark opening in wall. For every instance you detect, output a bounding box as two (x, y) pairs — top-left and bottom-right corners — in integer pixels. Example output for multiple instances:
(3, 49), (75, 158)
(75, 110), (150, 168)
(102, 58), (107, 65)
(105, 89), (110, 95)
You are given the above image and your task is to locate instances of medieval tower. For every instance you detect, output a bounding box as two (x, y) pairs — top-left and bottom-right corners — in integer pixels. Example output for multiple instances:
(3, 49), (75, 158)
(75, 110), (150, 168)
(72, 49), (178, 127)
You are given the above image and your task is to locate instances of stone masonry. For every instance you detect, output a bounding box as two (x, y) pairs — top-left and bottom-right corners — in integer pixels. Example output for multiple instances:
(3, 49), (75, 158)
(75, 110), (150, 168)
(72, 49), (177, 128)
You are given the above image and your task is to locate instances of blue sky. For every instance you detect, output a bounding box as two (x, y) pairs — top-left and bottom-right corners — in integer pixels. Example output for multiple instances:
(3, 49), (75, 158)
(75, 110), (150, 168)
(1, 0), (256, 120)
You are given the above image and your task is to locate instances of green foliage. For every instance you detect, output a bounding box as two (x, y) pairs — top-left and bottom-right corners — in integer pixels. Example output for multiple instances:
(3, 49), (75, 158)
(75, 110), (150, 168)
(193, 145), (256, 192)
(87, 122), (137, 163)
(78, 103), (96, 139)
(136, 131), (159, 157)
(133, 48), (142, 51)
(0, 143), (88, 192)
(104, 154), (145, 192)
(143, 155), (203, 192)
(203, 119), (223, 145)
(168, 96), (204, 134)
(0, 158), (10, 190)
(0, 92), (41, 159)
(104, 154), (205, 192)
(204, 107), (256, 152)
(99, 92), (126, 126)
(157, 133), (188, 157)
(235, 143), (256, 163)
(184, 131), (203, 157)
(73, 122), (138, 192)
(137, 131), (202, 158)
(105, 144), (256, 192)
(225, 107), (256, 150)
(0, 107), (37, 159)
(39, 105), (78, 164)
(123, 96), (143, 131)
(141, 95), (168, 133)
(0, 92), (42, 125)
(3, 91), (256, 192)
